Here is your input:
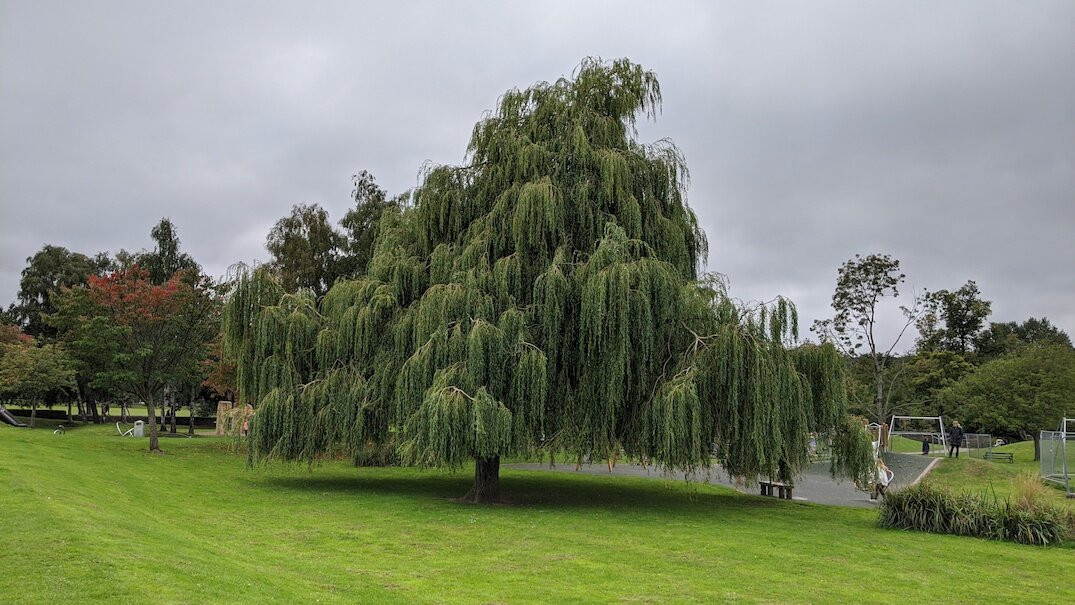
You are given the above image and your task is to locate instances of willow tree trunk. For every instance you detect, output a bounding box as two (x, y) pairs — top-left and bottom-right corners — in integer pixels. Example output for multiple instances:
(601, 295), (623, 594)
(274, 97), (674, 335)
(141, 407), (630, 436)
(187, 402), (195, 436)
(30, 402), (37, 428)
(1033, 433), (1041, 462)
(462, 457), (501, 503)
(67, 400), (73, 424)
(145, 395), (161, 452)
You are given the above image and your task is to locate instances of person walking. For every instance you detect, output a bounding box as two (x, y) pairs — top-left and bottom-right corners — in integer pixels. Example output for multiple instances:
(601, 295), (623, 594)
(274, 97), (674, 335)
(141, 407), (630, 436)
(873, 458), (893, 500)
(947, 421), (964, 458)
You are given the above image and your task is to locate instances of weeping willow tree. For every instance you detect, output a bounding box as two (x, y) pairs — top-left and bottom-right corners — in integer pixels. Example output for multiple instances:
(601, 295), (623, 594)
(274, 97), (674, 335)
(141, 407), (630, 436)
(223, 58), (871, 502)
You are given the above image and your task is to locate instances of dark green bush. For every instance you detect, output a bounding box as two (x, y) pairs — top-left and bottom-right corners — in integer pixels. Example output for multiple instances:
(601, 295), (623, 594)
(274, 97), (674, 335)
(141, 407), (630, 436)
(878, 482), (1069, 546)
(193, 398), (218, 417)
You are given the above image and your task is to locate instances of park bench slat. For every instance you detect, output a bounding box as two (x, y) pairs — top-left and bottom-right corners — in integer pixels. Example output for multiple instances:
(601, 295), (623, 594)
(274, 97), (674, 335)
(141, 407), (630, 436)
(758, 480), (794, 500)
(983, 452), (1013, 463)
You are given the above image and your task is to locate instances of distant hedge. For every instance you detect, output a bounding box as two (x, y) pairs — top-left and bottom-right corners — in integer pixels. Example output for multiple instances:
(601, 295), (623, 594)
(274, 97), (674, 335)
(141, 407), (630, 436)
(7, 408), (215, 428)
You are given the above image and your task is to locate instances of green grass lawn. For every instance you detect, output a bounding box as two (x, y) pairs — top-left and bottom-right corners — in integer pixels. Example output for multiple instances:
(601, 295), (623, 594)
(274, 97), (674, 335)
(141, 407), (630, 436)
(889, 435), (932, 453)
(2, 421), (1072, 604)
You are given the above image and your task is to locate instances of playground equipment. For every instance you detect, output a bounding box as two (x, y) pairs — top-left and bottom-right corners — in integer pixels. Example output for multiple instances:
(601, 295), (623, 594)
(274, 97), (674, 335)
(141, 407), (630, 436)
(886, 415), (993, 457)
(115, 420), (145, 437)
(0, 405), (28, 427)
(888, 416), (947, 454)
(1040, 418), (1074, 499)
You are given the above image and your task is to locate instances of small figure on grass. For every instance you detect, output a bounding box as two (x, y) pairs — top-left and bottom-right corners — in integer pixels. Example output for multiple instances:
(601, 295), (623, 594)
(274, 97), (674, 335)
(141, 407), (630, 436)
(947, 421), (964, 458)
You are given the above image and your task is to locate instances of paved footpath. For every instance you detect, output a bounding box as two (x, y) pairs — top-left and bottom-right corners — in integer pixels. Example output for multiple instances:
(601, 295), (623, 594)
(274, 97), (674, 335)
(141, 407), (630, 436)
(507, 452), (935, 509)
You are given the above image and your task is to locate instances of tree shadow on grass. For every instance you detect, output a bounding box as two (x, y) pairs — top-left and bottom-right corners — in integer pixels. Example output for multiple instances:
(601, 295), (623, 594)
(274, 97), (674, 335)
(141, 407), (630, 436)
(257, 467), (794, 517)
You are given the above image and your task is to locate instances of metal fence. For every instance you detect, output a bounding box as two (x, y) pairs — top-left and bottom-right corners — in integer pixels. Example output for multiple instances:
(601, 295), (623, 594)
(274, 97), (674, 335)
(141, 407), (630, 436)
(1040, 429), (1073, 497)
(961, 433), (993, 458)
(891, 432), (992, 457)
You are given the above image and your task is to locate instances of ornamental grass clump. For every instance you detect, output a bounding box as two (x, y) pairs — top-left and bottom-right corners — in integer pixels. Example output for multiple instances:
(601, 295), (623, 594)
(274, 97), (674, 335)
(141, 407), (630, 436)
(997, 473), (1075, 544)
(878, 476), (1071, 546)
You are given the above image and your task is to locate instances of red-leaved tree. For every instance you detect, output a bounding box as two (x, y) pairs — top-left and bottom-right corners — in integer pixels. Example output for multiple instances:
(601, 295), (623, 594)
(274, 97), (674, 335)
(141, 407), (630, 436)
(86, 267), (216, 451)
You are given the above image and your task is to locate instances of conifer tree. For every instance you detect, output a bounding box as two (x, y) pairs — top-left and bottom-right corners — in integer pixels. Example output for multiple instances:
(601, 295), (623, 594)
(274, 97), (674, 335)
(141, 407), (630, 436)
(224, 59), (870, 501)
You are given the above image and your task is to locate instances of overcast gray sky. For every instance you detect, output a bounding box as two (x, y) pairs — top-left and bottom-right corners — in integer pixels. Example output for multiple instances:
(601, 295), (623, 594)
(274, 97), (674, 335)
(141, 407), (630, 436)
(2, 1), (1073, 350)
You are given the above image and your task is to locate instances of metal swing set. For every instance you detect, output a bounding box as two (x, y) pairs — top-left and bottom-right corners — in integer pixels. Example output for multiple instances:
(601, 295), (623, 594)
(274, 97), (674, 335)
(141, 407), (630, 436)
(887, 415), (948, 455)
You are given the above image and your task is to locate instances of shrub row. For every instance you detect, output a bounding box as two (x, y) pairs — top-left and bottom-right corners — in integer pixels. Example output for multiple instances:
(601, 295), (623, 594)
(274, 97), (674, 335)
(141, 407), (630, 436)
(878, 481), (1073, 546)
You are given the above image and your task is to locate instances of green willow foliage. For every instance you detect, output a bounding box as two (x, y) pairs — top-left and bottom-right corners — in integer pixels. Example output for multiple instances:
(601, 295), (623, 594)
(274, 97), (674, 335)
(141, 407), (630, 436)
(223, 58), (869, 487)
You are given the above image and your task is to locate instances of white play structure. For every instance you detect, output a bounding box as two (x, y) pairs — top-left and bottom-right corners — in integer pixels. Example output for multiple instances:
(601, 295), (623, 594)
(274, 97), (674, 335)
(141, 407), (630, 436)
(1040, 417), (1074, 499)
(115, 420), (145, 437)
(886, 415), (991, 457)
(887, 415), (947, 454)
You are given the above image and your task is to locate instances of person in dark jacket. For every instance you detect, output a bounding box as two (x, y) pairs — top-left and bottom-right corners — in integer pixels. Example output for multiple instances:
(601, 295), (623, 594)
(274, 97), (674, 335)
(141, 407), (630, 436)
(948, 421), (964, 458)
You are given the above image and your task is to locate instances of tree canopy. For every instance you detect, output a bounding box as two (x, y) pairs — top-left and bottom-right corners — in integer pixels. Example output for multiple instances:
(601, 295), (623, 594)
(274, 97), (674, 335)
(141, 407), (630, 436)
(47, 283), (125, 419)
(266, 203), (344, 296)
(337, 171), (401, 279)
(812, 253), (922, 423)
(8, 245), (111, 338)
(942, 345), (1075, 460)
(140, 218), (201, 285)
(916, 281), (991, 355)
(0, 334), (75, 427)
(52, 267), (217, 450)
(224, 58), (869, 501)
(974, 317), (1072, 361)
(893, 351), (975, 417)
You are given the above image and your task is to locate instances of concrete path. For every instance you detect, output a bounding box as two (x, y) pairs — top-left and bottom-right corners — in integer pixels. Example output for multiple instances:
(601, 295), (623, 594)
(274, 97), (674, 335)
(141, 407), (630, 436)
(507, 452), (935, 509)
(882, 451), (936, 488)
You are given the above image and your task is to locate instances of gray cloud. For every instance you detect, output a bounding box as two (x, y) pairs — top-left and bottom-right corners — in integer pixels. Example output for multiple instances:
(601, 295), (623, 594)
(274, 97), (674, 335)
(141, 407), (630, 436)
(2, 1), (1073, 349)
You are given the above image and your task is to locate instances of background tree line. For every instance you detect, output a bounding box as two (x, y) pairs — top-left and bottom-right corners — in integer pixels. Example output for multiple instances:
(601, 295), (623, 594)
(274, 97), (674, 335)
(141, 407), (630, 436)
(813, 253), (1074, 460)
(5, 218), (1070, 462)
(0, 171), (395, 450)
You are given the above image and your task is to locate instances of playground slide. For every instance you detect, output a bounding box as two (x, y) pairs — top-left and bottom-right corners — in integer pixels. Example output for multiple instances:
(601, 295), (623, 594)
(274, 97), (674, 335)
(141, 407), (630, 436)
(0, 405), (28, 427)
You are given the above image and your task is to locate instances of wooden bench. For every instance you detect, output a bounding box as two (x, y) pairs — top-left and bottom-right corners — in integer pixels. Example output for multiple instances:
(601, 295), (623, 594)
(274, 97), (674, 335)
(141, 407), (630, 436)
(984, 452), (1013, 463)
(759, 480), (793, 500)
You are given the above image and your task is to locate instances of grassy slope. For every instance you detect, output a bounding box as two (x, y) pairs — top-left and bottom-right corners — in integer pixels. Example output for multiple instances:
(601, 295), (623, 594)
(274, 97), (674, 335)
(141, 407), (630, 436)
(2, 422), (1073, 604)
(923, 440), (1074, 508)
